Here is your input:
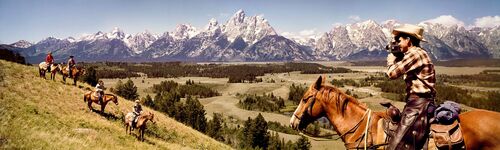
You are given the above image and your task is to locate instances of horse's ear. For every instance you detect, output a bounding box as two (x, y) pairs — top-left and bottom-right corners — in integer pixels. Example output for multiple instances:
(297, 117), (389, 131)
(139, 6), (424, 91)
(314, 76), (322, 90)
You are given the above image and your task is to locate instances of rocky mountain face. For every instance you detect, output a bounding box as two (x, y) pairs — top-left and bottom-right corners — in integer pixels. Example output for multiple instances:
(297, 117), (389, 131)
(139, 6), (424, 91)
(7, 10), (499, 63)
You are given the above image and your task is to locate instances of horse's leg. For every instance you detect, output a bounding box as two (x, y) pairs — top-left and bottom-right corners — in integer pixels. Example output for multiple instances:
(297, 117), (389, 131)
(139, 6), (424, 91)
(73, 77), (77, 86)
(101, 103), (105, 113)
(141, 128), (144, 142)
(87, 101), (93, 112)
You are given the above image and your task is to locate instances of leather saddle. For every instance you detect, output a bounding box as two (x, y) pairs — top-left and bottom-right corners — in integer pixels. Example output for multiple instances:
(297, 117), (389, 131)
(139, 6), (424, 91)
(379, 102), (465, 150)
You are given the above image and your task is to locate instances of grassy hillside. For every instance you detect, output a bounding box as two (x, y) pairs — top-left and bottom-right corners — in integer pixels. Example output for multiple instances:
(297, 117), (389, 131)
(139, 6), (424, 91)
(0, 60), (231, 149)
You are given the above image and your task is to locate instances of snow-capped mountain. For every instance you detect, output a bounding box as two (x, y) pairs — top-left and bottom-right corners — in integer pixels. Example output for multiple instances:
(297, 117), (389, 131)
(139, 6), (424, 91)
(313, 20), (388, 60)
(6, 10), (500, 63)
(10, 40), (33, 48)
(222, 9), (277, 43)
(171, 24), (199, 40)
(471, 26), (500, 58)
(124, 30), (158, 54)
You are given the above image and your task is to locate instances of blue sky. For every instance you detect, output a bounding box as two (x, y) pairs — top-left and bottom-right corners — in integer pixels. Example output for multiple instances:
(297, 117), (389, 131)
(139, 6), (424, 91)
(1, 0), (499, 44)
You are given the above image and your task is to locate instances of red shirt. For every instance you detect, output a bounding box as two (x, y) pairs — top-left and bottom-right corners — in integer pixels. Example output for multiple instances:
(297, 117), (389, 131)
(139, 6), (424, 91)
(46, 54), (54, 64)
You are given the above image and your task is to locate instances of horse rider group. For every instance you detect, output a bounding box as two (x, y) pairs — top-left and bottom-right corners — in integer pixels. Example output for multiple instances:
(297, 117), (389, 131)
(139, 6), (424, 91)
(45, 52), (76, 78)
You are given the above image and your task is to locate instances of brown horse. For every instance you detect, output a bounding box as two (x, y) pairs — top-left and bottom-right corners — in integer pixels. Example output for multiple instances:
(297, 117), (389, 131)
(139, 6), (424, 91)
(61, 66), (85, 85)
(124, 112), (156, 141)
(83, 91), (118, 113)
(290, 76), (500, 150)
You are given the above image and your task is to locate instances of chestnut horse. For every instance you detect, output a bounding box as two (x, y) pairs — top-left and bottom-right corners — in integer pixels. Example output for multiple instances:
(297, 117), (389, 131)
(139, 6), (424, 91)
(83, 91), (118, 113)
(61, 66), (85, 85)
(124, 112), (156, 141)
(290, 76), (500, 150)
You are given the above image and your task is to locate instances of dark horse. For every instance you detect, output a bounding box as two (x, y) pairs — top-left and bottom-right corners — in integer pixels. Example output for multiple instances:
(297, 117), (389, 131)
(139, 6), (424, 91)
(61, 66), (85, 85)
(124, 112), (156, 141)
(83, 91), (118, 113)
(290, 76), (500, 150)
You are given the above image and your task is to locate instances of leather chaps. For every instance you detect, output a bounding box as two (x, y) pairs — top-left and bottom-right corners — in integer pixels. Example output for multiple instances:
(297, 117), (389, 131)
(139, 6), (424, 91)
(387, 94), (435, 150)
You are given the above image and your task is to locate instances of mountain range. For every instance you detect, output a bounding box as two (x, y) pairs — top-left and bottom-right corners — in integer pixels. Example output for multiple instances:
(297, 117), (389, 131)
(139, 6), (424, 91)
(6, 10), (500, 63)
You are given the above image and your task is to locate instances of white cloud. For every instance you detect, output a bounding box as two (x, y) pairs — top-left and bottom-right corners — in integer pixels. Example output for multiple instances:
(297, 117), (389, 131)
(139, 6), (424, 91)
(349, 15), (361, 22)
(473, 16), (500, 28)
(421, 15), (465, 27)
(281, 29), (321, 44)
(332, 22), (343, 27)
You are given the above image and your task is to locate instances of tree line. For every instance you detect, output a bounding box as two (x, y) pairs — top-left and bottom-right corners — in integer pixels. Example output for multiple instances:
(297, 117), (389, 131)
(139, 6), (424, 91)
(81, 62), (353, 83)
(237, 93), (285, 112)
(288, 83), (308, 105)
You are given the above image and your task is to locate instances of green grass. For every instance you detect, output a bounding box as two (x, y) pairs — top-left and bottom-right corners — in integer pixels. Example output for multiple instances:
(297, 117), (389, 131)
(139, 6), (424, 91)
(0, 60), (231, 149)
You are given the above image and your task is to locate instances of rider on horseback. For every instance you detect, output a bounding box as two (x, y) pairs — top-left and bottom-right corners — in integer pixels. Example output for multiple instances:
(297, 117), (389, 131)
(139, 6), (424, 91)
(385, 24), (436, 150)
(95, 80), (105, 105)
(67, 55), (75, 78)
(131, 100), (143, 130)
(46, 52), (54, 71)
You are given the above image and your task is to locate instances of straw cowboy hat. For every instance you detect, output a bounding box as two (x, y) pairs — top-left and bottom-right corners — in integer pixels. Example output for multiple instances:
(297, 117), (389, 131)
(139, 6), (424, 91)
(392, 24), (426, 42)
(135, 100), (140, 103)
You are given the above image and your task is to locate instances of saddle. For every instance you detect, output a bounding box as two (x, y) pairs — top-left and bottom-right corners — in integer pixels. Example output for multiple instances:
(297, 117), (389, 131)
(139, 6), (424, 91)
(380, 102), (465, 150)
(430, 119), (465, 149)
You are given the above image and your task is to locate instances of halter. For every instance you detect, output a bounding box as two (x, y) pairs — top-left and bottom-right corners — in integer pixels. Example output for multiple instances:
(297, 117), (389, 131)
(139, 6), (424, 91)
(293, 91), (318, 122)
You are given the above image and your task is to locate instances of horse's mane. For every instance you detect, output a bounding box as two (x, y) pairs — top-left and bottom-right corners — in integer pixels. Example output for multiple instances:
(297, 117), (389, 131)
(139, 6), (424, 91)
(320, 84), (367, 115)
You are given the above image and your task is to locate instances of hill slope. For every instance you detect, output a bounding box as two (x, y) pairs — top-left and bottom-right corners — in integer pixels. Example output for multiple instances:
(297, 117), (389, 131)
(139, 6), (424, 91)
(0, 60), (231, 149)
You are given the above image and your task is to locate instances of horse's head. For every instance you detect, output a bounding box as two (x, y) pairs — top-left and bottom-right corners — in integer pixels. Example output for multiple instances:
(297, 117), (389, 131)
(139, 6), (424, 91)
(290, 76), (326, 131)
(147, 112), (156, 124)
(111, 95), (118, 105)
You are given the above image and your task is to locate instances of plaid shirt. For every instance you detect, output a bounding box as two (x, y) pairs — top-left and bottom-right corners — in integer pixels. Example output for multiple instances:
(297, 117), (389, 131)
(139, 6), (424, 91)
(386, 47), (435, 94)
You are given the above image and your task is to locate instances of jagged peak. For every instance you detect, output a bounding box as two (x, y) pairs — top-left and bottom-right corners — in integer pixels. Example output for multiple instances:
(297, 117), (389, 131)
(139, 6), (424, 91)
(205, 18), (220, 31)
(111, 27), (123, 33)
(228, 9), (246, 24)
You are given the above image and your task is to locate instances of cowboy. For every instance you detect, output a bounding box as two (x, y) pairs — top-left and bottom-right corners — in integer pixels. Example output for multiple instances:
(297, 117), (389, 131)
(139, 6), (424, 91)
(95, 80), (105, 105)
(45, 52), (54, 71)
(385, 24), (436, 150)
(131, 100), (143, 130)
(67, 55), (76, 78)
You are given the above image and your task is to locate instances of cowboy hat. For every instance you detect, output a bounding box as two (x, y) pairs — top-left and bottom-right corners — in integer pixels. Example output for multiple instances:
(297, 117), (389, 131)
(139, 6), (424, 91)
(392, 24), (426, 42)
(135, 100), (140, 103)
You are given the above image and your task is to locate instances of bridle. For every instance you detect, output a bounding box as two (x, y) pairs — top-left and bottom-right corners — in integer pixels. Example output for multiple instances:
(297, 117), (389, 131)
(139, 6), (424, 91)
(293, 91), (318, 123)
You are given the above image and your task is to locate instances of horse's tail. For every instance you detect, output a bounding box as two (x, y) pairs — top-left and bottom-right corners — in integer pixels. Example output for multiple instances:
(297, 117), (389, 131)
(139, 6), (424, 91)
(83, 93), (87, 102)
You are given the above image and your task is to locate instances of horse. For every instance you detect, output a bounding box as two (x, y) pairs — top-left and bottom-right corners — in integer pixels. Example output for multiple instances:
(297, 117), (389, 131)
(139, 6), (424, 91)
(38, 62), (61, 80)
(124, 112), (156, 141)
(83, 91), (118, 113)
(290, 76), (500, 150)
(61, 66), (85, 85)
(38, 62), (49, 79)
(49, 63), (62, 80)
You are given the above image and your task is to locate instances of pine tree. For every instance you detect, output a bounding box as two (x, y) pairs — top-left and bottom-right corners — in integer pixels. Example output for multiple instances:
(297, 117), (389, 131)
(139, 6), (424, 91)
(252, 113), (269, 149)
(115, 79), (139, 100)
(142, 95), (154, 107)
(296, 135), (311, 150)
(81, 66), (98, 86)
(207, 113), (224, 141)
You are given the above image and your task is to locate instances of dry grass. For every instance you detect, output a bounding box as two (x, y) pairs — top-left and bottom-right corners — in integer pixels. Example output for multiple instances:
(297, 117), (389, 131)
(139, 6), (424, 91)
(0, 60), (231, 149)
